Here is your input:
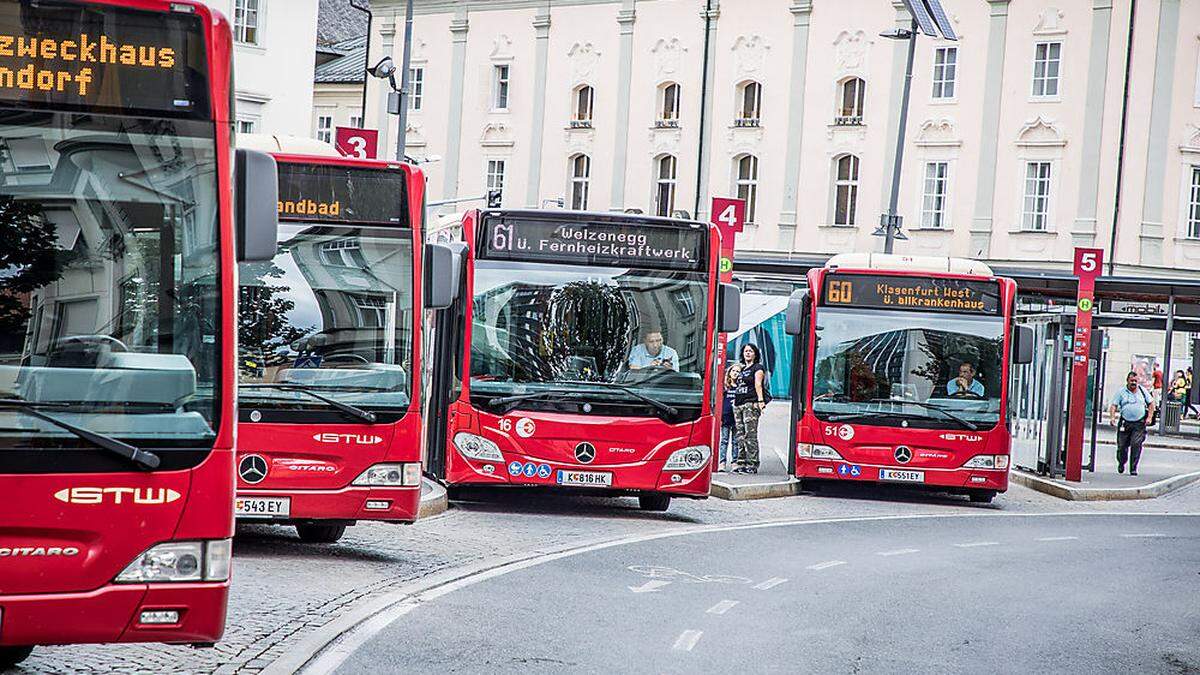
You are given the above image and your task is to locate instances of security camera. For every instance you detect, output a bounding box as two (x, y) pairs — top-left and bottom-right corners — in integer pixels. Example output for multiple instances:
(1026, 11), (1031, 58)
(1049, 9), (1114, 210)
(367, 57), (397, 80)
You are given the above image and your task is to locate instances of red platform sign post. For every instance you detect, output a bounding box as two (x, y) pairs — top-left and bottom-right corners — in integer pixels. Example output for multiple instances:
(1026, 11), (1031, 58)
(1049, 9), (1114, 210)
(334, 127), (379, 160)
(1066, 247), (1103, 481)
(710, 198), (744, 365)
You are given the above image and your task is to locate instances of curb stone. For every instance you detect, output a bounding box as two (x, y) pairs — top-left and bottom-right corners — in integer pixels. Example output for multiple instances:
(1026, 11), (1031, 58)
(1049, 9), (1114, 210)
(710, 477), (802, 500)
(417, 479), (448, 519)
(1011, 469), (1200, 501)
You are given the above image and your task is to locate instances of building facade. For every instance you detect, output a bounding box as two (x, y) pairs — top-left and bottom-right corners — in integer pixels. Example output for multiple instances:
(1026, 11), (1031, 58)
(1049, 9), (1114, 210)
(358, 0), (1200, 277)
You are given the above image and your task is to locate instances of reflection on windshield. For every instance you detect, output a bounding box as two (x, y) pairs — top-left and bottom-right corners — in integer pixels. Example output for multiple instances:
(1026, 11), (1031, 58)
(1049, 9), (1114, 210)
(0, 111), (220, 443)
(238, 224), (413, 409)
(470, 261), (707, 411)
(812, 308), (1003, 425)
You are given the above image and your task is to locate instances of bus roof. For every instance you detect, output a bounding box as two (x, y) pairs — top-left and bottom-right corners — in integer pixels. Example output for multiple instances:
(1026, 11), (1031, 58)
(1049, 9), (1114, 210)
(825, 253), (994, 277)
(237, 133), (341, 157)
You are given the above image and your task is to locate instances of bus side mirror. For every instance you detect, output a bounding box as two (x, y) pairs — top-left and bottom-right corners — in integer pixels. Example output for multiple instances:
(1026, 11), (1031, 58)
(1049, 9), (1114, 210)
(1013, 325), (1035, 365)
(425, 243), (460, 310)
(719, 283), (740, 333)
(235, 149), (279, 263)
(785, 289), (809, 336)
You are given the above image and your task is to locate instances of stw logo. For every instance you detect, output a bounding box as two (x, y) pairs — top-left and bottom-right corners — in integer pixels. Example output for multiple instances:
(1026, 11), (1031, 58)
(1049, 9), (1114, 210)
(312, 433), (384, 445)
(53, 487), (181, 505)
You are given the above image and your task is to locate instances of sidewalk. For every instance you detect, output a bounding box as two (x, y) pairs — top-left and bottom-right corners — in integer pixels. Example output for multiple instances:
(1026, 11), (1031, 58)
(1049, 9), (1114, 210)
(1091, 420), (1200, 452)
(710, 403), (800, 500)
(1012, 441), (1200, 501)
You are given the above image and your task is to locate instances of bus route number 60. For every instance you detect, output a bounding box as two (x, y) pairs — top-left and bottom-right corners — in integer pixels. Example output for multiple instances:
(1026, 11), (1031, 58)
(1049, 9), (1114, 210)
(827, 280), (853, 304)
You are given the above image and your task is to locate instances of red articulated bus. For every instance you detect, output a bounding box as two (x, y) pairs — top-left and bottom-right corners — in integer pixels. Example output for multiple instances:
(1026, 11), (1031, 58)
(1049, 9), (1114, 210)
(784, 254), (1033, 503)
(234, 142), (452, 543)
(0, 1), (278, 666)
(426, 210), (739, 512)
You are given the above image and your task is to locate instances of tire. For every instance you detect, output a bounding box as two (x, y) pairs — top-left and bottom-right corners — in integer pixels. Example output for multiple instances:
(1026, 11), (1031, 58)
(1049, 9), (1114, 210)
(295, 523), (347, 543)
(638, 493), (671, 512)
(969, 490), (997, 504)
(0, 646), (34, 668)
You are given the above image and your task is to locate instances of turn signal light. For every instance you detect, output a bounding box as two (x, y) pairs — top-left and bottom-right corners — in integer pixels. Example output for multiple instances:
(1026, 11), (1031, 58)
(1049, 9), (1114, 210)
(352, 463), (422, 487)
(962, 455), (1010, 470)
(663, 445), (711, 471)
(797, 443), (843, 460)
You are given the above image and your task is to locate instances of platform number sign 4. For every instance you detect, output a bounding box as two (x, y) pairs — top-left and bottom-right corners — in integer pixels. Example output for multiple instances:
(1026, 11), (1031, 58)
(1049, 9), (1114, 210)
(710, 198), (746, 240)
(334, 127), (379, 160)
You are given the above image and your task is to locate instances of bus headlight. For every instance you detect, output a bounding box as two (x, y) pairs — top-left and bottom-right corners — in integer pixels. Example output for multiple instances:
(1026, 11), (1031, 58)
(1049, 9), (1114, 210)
(353, 463), (423, 487)
(963, 455), (1010, 470)
(453, 432), (504, 462)
(663, 445), (711, 471)
(115, 540), (231, 583)
(797, 443), (843, 460)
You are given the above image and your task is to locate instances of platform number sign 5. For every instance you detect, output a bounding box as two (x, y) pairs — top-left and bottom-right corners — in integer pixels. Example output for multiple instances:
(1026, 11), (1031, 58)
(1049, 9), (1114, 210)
(1072, 247), (1104, 281)
(334, 127), (379, 160)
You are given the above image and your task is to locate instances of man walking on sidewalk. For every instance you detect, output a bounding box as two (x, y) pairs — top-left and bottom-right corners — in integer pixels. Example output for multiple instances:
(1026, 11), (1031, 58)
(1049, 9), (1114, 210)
(1107, 371), (1154, 476)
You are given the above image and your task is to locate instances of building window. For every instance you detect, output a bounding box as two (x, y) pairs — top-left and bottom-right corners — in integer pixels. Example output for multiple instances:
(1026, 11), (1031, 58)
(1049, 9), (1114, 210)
(316, 115), (333, 143)
(237, 118), (257, 135)
(234, 0), (260, 46)
(409, 68), (424, 110)
(834, 155), (860, 226)
(655, 155), (678, 217)
(352, 295), (389, 328)
(736, 81), (762, 127)
(320, 239), (365, 268)
(921, 161), (950, 228)
(735, 155), (759, 225)
(836, 78), (866, 125)
(486, 159), (506, 204)
(569, 155), (591, 210)
(492, 65), (510, 111)
(932, 47), (957, 99)
(1032, 41), (1062, 98)
(572, 85), (594, 127)
(1187, 165), (1200, 239)
(1022, 161), (1052, 231)
(659, 83), (681, 127)
(349, 115), (363, 128)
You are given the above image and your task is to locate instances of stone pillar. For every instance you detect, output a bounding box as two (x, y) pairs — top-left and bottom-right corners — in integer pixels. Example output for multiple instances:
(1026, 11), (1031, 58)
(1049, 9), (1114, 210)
(970, 0), (1012, 259)
(1139, 0), (1181, 265)
(1073, 0), (1114, 249)
(777, 1), (813, 251)
(442, 10), (470, 202)
(525, 10), (552, 207)
(609, 2), (637, 210)
(694, 1), (720, 221)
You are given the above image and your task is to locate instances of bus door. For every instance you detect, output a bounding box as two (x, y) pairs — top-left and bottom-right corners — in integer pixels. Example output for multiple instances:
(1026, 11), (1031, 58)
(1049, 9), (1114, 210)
(424, 241), (467, 479)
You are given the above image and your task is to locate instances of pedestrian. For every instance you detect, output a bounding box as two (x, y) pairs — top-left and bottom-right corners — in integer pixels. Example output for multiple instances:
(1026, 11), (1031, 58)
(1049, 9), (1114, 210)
(1171, 370), (1188, 404)
(733, 343), (768, 475)
(718, 364), (743, 471)
(1187, 367), (1199, 419)
(1107, 371), (1154, 476)
(1150, 363), (1163, 426)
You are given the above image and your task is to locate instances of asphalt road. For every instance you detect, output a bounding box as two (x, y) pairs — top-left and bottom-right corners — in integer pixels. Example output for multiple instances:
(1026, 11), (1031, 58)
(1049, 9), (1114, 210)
(333, 513), (1200, 674)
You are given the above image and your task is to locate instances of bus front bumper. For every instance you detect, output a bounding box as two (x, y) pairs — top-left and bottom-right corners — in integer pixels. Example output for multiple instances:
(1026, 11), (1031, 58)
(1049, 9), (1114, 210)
(448, 454), (712, 497)
(797, 460), (1009, 492)
(236, 485), (421, 524)
(0, 582), (228, 647)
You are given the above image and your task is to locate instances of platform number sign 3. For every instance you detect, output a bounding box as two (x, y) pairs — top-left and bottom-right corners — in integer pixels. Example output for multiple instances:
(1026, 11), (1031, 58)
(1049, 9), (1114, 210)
(334, 127), (379, 160)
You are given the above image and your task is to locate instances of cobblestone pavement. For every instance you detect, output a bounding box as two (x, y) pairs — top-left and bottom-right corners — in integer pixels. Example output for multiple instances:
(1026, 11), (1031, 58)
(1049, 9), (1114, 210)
(16, 478), (1200, 674)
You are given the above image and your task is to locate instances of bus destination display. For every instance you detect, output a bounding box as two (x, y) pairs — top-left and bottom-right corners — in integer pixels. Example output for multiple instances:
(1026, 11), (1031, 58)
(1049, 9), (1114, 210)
(0, 3), (209, 118)
(481, 218), (706, 271)
(822, 274), (1000, 315)
(278, 163), (407, 224)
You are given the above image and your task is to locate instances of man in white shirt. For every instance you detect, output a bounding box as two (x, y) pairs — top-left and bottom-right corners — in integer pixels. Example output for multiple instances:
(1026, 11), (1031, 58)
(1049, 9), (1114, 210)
(628, 330), (679, 371)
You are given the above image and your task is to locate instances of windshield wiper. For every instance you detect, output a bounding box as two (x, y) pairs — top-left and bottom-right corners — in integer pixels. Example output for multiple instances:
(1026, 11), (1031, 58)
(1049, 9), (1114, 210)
(486, 388), (586, 413)
(0, 399), (160, 469)
(828, 398), (977, 431)
(241, 384), (378, 424)
(557, 380), (679, 417)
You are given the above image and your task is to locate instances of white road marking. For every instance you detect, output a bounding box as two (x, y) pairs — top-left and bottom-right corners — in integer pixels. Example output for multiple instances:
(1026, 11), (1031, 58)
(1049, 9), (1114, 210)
(706, 600), (739, 615)
(629, 579), (672, 594)
(953, 541), (1000, 548)
(876, 548), (920, 557)
(1036, 536), (1079, 542)
(672, 630), (703, 652)
(806, 560), (846, 571)
(1120, 533), (1168, 538)
(752, 577), (788, 590)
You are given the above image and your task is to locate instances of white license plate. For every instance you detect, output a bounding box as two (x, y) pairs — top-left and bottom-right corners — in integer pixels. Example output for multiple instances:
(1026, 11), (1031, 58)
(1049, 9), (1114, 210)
(236, 496), (291, 518)
(556, 470), (613, 487)
(879, 469), (925, 483)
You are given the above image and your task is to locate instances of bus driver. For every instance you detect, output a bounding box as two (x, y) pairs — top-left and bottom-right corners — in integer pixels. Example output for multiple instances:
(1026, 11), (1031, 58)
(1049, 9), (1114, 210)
(628, 329), (679, 371)
(947, 361), (985, 397)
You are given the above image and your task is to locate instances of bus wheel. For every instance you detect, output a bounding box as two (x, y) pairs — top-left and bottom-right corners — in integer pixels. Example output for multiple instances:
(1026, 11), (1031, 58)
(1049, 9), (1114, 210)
(638, 493), (671, 512)
(969, 490), (997, 504)
(296, 523), (347, 543)
(0, 646), (34, 668)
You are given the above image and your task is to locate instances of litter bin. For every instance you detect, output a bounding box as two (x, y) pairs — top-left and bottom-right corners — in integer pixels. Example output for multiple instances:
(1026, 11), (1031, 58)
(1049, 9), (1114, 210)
(1164, 400), (1183, 433)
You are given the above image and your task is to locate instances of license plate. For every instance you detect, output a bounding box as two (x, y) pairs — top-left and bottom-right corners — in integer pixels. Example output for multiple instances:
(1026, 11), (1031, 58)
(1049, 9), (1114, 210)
(556, 470), (613, 487)
(235, 496), (291, 518)
(879, 469), (925, 483)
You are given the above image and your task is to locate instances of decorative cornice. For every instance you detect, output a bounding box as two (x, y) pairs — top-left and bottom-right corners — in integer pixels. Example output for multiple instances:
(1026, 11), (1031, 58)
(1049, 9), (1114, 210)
(789, 1), (813, 15)
(449, 18), (469, 35)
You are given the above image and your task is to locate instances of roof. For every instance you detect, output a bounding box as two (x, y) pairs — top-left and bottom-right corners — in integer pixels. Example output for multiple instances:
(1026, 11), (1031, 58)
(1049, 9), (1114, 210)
(317, 0), (369, 47)
(315, 35), (367, 84)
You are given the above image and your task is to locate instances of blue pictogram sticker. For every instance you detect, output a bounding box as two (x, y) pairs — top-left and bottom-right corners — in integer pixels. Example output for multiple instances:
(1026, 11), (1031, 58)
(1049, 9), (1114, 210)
(537, 464), (552, 479)
(293, 355), (323, 369)
(507, 461), (523, 476)
(850, 465), (862, 477)
(838, 464), (850, 476)
(522, 462), (538, 478)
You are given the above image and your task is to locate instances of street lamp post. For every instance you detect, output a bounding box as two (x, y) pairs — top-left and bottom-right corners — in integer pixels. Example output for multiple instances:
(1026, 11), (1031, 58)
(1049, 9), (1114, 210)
(394, 0), (415, 161)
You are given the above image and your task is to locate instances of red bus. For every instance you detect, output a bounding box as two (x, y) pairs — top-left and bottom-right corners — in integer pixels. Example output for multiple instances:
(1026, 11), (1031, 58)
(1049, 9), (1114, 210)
(427, 210), (739, 512)
(785, 254), (1033, 503)
(0, 1), (278, 666)
(234, 146), (454, 543)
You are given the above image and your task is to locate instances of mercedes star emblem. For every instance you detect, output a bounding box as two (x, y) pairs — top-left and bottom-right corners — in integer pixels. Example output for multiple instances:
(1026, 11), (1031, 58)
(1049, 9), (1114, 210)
(239, 454), (269, 484)
(574, 442), (596, 464)
(894, 446), (913, 464)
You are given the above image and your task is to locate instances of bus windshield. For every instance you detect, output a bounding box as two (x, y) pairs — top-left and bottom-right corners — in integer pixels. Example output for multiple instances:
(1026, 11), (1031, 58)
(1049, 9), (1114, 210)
(238, 223), (414, 411)
(811, 307), (1004, 427)
(0, 111), (220, 446)
(470, 260), (708, 416)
